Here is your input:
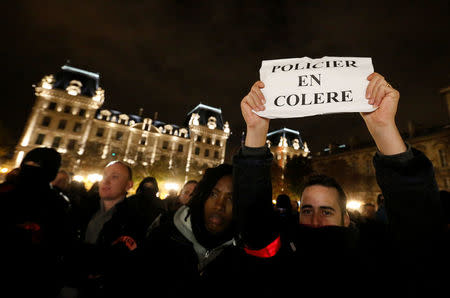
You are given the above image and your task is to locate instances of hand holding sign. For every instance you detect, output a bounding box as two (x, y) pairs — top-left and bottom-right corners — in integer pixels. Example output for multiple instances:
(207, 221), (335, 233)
(241, 59), (406, 155)
(255, 56), (376, 119)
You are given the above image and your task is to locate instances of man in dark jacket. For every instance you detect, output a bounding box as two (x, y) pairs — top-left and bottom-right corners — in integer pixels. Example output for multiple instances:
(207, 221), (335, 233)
(137, 164), (239, 298)
(1, 147), (72, 298)
(233, 73), (445, 297)
(64, 161), (158, 298)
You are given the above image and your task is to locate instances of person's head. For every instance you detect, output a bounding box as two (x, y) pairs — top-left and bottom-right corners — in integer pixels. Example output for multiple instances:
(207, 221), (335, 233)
(20, 147), (61, 184)
(136, 176), (159, 196)
(361, 203), (376, 220)
(299, 174), (350, 227)
(178, 180), (198, 205)
(275, 194), (292, 214)
(189, 164), (233, 248)
(51, 170), (71, 191)
(99, 161), (133, 202)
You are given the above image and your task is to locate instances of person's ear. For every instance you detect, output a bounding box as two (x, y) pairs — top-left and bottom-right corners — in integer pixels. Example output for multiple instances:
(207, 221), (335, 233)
(126, 180), (134, 192)
(344, 211), (350, 227)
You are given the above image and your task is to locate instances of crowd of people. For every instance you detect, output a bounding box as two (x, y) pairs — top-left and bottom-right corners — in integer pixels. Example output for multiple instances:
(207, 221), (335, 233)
(1, 72), (449, 298)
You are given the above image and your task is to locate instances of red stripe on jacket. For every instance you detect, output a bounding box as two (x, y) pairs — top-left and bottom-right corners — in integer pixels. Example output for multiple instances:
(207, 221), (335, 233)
(244, 235), (281, 258)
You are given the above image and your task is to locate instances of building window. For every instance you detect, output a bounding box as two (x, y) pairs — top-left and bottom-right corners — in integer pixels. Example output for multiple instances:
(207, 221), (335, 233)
(178, 144), (183, 152)
(197, 136), (202, 142)
(140, 137), (146, 145)
(73, 122), (82, 132)
(214, 150), (219, 159)
(115, 131), (123, 141)
(48, 102), (57, 110)
(162, 141), (169, 149)
(51, 136), (62, 148)
(195, 147), (200, 155)
(64, 105), (72, 114)
(67, 139), (77, 151)
(207, 137), (212, 144)
(35, 134), (45, 145)
(96, 127), (105, 137)
(78, 109), (86, 117)
(204, 149), (210, 157)
(41, 116), (51, 127)
(58, 119), (67, 130)
(215, 139), (221, 146)
(143, 123), (150, 131)
(439, 149), (448, 167)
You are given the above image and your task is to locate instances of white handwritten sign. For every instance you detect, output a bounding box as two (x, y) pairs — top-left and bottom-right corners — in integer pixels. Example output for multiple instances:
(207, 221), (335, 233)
(255, 56), (376, 119)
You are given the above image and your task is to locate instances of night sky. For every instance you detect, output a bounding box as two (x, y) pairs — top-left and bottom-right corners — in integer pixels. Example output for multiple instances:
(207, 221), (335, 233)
(3, 1), (449, 162)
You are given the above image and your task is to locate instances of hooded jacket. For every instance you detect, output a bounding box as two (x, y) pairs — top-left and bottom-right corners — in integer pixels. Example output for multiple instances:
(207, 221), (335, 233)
(137, 167), (239, 298)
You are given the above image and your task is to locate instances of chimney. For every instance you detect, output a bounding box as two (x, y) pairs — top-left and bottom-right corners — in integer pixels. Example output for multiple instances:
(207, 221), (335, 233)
(138, 108), (144, 117)
(154, 112), (158, 121)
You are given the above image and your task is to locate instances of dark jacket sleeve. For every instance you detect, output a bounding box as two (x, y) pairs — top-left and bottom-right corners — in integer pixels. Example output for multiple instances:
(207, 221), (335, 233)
(233, 146), (280, 250)
(374, 146), (443, 248)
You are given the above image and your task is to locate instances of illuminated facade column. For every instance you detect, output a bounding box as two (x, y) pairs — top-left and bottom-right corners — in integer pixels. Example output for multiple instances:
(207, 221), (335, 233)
(14, 98), (44, 167)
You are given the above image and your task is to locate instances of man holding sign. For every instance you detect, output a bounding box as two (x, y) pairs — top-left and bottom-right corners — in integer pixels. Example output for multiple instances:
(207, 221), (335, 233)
(233, 67), (444, 296)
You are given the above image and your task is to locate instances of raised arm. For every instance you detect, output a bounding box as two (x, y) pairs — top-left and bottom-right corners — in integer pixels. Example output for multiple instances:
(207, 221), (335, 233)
(233, 81), (280, 252)
(361, 73), (442, 248)
(360, 72), (406, 155)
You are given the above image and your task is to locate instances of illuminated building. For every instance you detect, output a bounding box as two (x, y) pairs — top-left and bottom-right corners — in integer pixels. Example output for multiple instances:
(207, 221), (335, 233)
(13, 64), (230, 181)
(266, 127), (310, 169)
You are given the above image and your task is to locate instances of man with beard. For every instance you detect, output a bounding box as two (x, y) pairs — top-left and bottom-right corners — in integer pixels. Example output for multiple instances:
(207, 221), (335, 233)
(137, 164), (236, 297)
(1, 147), (72, 297)
(233, 73), (445, 297)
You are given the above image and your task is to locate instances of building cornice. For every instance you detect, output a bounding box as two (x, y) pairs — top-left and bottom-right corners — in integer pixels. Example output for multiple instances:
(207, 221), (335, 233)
(35, 87), (103, 109)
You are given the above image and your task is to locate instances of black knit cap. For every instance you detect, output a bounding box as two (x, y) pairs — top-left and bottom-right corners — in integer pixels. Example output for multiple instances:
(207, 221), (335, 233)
(21, 147), (61, 182)
(188, 163), (234, 249)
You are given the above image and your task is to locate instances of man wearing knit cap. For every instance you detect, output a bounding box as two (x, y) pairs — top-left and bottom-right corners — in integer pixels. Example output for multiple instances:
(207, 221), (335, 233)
(1, 147), (73, 298)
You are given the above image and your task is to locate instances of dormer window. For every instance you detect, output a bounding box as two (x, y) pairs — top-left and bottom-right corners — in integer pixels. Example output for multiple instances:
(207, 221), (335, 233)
(164, 125), (173, 135)
(99, 110), (111, 121)
(66, 80), (82, 96)
(207, 116), (217, 129)
(118, 114), (129, 125)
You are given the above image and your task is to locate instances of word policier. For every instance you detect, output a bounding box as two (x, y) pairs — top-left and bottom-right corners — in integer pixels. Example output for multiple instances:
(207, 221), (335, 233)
(271, 59), (357, 107)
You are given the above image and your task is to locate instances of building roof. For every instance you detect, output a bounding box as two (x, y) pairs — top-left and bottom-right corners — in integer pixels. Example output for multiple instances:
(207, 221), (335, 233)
(184, 103), (225, 130)
(267, 127), (304, 148)
(52, 64), (100, 97)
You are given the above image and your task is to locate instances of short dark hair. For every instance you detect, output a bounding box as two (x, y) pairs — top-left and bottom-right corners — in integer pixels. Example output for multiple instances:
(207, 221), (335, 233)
(105, 160), (132, 180)
(303, 174), (347, 220)
(136, 176), (158, 193)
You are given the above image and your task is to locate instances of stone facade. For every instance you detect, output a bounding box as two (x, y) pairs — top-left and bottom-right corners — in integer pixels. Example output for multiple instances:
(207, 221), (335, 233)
(13, 64), (230, 182)
(311, 126), (450, 205)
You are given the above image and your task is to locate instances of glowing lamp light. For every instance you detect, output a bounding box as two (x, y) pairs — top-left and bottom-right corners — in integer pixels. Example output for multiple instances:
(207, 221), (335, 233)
(87, 173), (103, 183)
(164, 182), (180, 192)
(1, 168), (9, 173)
(347, 200), (362, 210)
(73, 175), (84, 183)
